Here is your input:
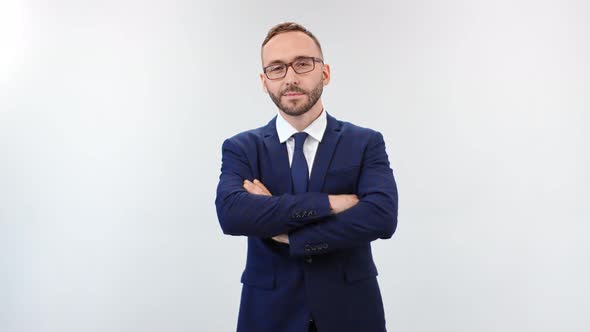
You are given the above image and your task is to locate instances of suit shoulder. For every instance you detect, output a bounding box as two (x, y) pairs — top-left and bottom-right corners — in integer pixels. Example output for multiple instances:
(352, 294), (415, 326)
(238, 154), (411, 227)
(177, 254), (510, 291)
(227, 125), (266, 142)
(221, 124), (268, 151)
(337, 119), (382, 140)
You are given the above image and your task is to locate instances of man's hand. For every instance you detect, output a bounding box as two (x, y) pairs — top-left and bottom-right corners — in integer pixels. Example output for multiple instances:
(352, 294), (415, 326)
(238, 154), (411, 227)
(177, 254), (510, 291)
(243, 179), (272, 196)
(243, 179), (289, 244)
(271, 233), (289, 244)
(328, 194), (359, 214)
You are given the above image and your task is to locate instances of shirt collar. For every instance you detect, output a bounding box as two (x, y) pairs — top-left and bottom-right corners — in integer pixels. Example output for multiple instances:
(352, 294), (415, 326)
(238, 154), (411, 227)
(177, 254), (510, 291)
(276, 109), (328, 144)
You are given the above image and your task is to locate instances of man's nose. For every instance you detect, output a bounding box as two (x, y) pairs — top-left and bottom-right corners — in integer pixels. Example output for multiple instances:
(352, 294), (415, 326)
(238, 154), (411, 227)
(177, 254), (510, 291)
(283, 64), (299, 84)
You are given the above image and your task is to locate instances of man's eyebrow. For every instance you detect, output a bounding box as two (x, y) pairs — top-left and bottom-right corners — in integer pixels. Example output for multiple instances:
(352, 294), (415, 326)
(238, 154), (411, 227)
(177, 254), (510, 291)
(265, 56), (314, 66)
(265, 60), (285, 66)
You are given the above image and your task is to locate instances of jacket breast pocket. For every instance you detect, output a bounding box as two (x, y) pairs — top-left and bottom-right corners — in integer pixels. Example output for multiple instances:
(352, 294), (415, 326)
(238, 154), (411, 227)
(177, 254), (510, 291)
(323, 166), (360, 194)
(240, 266), (276, 289)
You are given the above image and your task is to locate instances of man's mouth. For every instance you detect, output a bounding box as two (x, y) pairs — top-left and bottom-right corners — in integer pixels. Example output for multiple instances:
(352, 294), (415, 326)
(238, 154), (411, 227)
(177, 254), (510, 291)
(283, 92), (304, 97)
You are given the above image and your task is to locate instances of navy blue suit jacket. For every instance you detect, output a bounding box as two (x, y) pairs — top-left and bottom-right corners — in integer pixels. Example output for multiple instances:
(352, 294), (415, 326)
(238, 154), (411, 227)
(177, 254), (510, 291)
(215, 112), (398, 332)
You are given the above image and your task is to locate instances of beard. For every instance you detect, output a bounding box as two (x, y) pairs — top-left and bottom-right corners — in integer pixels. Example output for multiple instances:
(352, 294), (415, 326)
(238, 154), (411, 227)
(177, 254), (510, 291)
(268, 79), (323, 116)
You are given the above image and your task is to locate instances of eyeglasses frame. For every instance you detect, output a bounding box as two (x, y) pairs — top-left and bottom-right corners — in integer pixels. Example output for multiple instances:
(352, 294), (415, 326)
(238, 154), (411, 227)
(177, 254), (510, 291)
(263, 56), (324, 80)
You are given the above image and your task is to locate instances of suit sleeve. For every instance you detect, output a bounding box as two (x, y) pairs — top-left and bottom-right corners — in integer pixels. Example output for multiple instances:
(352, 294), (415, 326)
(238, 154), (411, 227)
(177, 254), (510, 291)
(288, 131), (398, 257)
(215, 138), (332, 238)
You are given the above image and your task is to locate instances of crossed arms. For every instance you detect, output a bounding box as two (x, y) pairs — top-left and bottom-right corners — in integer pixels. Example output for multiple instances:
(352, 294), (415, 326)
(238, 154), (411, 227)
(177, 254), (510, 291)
(215, 131), (398, 257)
(242, 179), (359, 243)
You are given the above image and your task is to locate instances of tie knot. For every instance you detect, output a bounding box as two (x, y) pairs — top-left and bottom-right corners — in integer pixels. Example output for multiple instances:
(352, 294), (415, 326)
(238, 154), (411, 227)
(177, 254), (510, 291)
(292, 132), (308, 151)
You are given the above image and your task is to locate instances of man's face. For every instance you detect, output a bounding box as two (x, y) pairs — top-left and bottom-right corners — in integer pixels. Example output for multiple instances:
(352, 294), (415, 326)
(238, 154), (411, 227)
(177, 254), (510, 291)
(260, 31), (330, 116)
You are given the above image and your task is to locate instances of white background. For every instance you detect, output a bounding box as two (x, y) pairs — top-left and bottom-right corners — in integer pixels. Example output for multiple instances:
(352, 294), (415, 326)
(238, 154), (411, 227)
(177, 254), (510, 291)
(1, 0), (588, 331)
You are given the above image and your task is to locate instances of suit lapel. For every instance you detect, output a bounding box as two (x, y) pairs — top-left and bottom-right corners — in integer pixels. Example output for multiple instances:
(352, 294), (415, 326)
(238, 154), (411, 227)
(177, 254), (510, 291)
(262, 116), (292, 195)
(262, 113), (342, 194)
(308, 113), (342, 192)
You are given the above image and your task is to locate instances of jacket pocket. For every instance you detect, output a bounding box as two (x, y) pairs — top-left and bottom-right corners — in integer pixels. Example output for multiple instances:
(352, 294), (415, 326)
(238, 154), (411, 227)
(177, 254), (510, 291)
(343, 248), (379, 283)
(344, 265), (378, 283)
(240, 266), (276, 289)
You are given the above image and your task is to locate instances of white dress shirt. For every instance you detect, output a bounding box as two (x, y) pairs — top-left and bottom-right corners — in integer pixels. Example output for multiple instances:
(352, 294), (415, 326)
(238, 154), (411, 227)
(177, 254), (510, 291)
(275, 109), (328, 179)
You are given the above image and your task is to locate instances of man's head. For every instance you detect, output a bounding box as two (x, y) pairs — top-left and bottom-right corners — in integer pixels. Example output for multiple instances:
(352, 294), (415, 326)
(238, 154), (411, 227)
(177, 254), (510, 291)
(260, 22), (330, 117)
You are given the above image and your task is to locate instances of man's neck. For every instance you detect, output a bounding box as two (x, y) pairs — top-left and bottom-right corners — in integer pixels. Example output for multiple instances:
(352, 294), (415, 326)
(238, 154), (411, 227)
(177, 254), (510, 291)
(279, 101), (324, 132)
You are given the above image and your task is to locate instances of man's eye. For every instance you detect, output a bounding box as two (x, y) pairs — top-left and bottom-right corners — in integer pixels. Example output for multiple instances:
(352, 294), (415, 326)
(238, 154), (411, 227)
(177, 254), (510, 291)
(294, 62), (311, 68)
(268, 66), (285, 73)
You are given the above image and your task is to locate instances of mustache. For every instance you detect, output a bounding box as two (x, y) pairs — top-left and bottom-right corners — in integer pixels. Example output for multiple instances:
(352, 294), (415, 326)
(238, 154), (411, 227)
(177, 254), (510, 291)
(282, 87), (307, 95)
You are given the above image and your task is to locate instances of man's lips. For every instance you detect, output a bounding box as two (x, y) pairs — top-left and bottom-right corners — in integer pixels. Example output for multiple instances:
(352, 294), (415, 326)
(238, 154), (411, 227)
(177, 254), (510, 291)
(283, 92), (304, 97)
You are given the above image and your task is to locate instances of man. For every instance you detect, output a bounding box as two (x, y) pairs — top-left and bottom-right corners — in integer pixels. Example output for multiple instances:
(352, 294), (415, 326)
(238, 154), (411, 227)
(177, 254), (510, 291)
(215, 22), (398, 332)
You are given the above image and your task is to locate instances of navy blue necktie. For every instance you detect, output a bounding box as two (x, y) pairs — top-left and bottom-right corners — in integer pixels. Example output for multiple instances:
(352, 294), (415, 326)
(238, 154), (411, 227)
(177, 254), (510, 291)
(291, 132), (309, 194)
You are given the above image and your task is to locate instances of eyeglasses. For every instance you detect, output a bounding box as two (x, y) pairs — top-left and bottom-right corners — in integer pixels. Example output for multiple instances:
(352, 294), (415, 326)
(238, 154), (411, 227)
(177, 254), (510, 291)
(263, 57), (324, 80)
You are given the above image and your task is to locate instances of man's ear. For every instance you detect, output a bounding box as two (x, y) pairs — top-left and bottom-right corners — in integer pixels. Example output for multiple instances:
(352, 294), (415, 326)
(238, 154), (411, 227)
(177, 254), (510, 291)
(322, 63), (331, 86)
(260, 73), (269, 93)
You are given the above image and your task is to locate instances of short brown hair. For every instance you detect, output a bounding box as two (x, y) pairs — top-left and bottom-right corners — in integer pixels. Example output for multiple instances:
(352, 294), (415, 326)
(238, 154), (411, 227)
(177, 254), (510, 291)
(261, 22), (323, 57)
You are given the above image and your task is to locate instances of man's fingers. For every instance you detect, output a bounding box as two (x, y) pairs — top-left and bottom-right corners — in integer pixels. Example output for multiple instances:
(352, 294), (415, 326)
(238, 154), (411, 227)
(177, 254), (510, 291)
(243, 180), (252, 193)
(253, 179), (268, 190)
(271, 233), (289, 244)
(253, 179), (272, 195)
(329, 194), (361, 214)
(244, 179), (270, 196)
(243, 180), (260, 194)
